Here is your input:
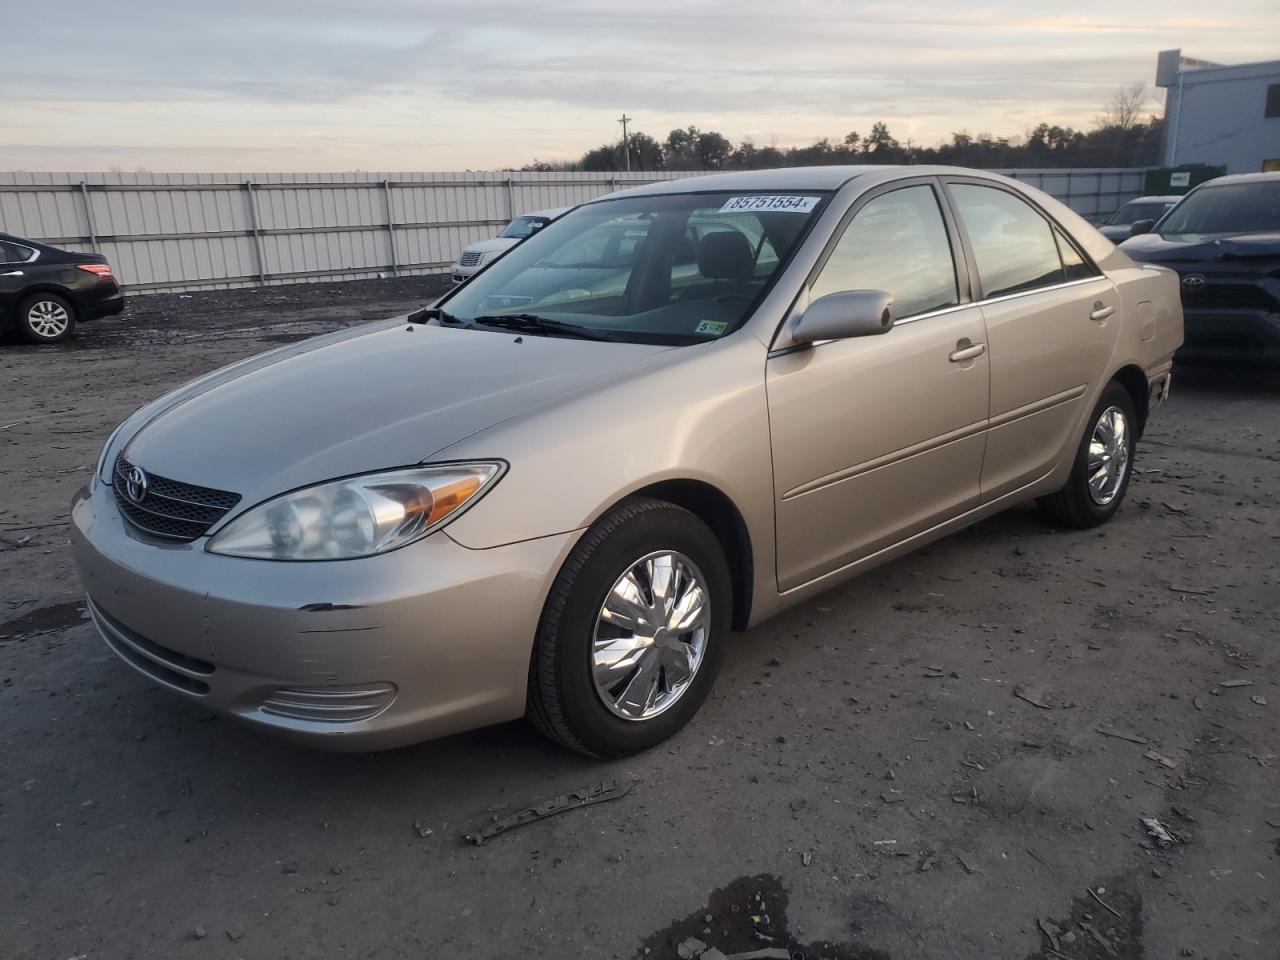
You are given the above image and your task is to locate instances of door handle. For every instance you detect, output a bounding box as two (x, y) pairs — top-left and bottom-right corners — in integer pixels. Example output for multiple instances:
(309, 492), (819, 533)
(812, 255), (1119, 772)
(0, 270), (23, 277)
(1090, 302), (1114, 322)
(949, 340), (986, 363)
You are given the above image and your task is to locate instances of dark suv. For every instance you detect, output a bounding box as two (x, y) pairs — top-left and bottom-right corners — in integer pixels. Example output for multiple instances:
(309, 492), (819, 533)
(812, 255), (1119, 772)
(1121, 172), (1280, 364)
(0, 233), (124, 343)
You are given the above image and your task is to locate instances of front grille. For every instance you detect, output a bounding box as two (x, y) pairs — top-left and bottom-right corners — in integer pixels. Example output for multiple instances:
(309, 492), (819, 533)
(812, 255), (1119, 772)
(1180, 279), (1277, 312)
(458, 250), (483, 267)
(113, 456), (240, 541)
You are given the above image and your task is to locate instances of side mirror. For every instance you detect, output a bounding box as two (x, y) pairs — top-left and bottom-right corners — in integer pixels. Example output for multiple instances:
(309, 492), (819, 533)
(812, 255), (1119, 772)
(792, 290), (895, 344)
(1128, 219), (1155, 237)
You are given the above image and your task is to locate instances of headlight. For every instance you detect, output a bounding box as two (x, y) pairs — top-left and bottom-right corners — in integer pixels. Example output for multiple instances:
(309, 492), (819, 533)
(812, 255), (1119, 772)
(206, 462), (504, 561)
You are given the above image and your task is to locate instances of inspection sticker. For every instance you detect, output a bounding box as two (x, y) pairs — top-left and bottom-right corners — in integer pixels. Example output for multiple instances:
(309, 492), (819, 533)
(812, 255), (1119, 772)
(694, 319), (729, 336)
(718, 195), (819, 214)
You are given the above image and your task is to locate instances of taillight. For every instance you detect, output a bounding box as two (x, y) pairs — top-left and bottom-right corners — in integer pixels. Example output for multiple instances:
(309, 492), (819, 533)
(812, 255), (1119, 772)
(76, 263), (114, 281)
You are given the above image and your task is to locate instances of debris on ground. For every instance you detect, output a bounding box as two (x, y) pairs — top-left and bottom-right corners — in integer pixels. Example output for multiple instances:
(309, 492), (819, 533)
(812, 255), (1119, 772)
(1097, 727), (1148, 744)
(677, 936), (708, 958)
(1014, 683), (1052, 709)
(412, 821), (433, 839)
(463, 779), (635, 846)
(1144, 750), (1179, 769)
(1141, 817), (1179, 848)
(1217, 678), (1254, 688)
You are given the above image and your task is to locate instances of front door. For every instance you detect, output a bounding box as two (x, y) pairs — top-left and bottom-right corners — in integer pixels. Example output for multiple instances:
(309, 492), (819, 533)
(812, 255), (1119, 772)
(767, 182), (990, 592)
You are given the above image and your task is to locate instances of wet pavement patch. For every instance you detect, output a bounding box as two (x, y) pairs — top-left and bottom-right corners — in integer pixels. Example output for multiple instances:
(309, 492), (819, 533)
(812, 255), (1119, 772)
(0, 601), (87, 638)
(1028, 877), (1143, 960)
(636, 874), (887, 960)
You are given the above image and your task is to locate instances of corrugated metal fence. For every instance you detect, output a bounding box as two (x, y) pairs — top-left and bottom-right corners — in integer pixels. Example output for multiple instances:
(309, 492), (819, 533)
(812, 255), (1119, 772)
(0, 167), (1148, 294)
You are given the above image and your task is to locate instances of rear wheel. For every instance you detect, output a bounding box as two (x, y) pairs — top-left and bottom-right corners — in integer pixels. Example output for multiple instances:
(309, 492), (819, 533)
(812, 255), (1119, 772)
(17, 293), (76, 344)
(526, 498), (730, 757)
(1036, 381), (1136, 528)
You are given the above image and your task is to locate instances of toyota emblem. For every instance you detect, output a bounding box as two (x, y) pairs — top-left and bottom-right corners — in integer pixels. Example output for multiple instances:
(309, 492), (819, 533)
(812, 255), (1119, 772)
(123, 464), (149, 503)
(1180, 273), (1206, 294)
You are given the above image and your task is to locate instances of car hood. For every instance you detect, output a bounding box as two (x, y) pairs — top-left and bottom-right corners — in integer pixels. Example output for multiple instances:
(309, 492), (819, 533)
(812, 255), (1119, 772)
(120, 318), (670, 508)
(1121, 231), (1280, 265)
(461, 238), (518, 256)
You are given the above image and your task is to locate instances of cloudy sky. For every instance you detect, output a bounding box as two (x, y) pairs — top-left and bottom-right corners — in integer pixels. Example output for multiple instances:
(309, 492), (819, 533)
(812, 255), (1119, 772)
(3, 0), (1276, 172)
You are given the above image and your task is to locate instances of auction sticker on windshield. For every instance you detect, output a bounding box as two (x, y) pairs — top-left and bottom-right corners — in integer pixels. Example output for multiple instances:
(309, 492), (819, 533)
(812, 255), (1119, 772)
(718, 195), (820, 214)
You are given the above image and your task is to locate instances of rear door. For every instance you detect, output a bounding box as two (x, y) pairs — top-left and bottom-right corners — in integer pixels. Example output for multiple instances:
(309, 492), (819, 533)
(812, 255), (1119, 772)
(943, 180), (1119, 500)
(0, 241), (38, 319)
(767, 180), (990, 591)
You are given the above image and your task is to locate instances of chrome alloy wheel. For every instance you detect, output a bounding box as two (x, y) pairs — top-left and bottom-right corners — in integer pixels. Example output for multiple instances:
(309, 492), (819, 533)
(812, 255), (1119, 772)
(1087, 405), (1130, 506)
(27, 301), (70, 339)
(591, 550), (710, 721)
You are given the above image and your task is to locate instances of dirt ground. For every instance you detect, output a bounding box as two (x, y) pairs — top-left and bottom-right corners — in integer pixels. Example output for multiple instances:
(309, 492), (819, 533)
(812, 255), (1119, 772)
(1, 278), (1277, 960)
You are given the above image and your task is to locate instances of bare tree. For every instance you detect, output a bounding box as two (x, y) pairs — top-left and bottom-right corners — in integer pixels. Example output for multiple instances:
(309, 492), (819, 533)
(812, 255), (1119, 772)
(1098, 82), (1150, 130)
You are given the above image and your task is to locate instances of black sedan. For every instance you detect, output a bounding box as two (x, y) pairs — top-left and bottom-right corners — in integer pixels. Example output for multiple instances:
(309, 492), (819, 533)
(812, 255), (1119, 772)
(1122, 172), (1280, 365)
(0, 233), (124, 343)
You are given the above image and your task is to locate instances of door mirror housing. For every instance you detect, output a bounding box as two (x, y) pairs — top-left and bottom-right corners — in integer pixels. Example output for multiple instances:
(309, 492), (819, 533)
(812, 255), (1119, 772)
(1127, 218), (1156, 237)
(792, 290), (895, 344)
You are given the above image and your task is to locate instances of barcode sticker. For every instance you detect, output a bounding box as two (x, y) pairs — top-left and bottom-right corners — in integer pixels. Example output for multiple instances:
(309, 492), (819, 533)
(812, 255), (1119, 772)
(718, 195), (819, 214)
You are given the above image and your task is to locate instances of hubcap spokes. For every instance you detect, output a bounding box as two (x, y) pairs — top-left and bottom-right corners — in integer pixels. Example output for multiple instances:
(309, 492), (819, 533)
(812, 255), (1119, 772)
(1087, 405), (1129, 505)
(28, 301), (69, 338)
(592, 551), (709, 721)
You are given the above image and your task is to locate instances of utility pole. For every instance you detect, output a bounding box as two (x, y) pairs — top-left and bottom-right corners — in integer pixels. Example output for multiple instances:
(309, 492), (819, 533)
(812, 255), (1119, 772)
(618, 114), (632, 172)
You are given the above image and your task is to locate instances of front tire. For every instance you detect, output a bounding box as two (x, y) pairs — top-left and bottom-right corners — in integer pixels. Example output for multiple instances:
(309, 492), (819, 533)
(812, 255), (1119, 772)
(18, 293), (77, 344)
(1036, 381), (1137, 528)
(526, 498), (731, 757)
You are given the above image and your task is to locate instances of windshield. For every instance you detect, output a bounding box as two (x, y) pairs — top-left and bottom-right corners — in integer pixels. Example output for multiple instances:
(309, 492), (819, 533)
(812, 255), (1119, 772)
(440, 191), (828, 344)
(499, 216), (550, 240)
(1158, 182), (1280, 236)
(1107, 200), (1173, 226)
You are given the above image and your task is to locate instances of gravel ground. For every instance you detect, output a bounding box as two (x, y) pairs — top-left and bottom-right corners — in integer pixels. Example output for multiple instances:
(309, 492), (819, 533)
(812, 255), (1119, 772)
(1, 278), (1277, 960)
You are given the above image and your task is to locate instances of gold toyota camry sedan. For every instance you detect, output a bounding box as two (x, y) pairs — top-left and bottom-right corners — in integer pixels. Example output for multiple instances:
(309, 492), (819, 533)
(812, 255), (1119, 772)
(72, 166), (1183, 756)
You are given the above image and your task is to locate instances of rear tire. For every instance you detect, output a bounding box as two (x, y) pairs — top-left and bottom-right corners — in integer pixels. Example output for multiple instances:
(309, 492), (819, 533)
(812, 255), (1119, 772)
(1036, 381), (1136, 528)
(17, 293), (76, 344)
(526, 498), (730, 758)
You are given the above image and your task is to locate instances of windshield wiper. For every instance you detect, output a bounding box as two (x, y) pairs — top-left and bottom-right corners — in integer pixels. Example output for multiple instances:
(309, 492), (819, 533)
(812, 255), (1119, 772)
(406, 306), (465, 325)
(471, 314), (618, 342)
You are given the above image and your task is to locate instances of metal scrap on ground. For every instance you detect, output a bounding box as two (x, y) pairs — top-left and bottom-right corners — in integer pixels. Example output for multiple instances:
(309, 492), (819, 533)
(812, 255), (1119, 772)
(463, 779), (635, 846)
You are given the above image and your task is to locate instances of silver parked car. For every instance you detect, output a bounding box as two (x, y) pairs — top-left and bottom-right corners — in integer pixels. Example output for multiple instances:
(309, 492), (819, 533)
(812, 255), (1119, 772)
(73, 166), (1183, 757)
(1097, 195), (1181, 242)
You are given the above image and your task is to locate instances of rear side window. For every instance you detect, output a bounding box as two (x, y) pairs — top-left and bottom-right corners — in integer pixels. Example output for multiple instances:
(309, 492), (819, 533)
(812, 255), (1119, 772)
(811, 184), (959, 319)
(0, 241), (35, 264)
(950, 184), (1065, 298)
(1054, 228), (1096, 282)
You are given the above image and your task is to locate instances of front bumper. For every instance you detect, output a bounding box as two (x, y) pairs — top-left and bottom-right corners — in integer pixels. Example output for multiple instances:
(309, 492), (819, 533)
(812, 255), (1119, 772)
(450, 264), (481, 285)
(71, 479), (575, 750)
(1178, 307), (1280, 364)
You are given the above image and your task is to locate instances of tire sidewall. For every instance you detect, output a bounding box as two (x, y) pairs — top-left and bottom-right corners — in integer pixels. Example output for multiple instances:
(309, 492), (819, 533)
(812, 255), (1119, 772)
(19, 293), (76, 344)
(550, 504), (730, 756)
(1070, 383), (1137, 523)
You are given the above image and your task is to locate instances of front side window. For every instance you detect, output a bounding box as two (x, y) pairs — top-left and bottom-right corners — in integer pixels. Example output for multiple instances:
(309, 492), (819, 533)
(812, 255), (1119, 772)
(1157, 181), (1280, 236)
(442, 191), (827, 344)
(499, 216), (550, 240)
(1107, 201), (1173, 226)
(950, 184), (1065, 298)
(810, 184), (959, 319)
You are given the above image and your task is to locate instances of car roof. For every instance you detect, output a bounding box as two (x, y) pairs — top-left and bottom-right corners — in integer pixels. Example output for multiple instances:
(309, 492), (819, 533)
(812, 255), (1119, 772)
(598, 165), (894, 199)
(1195, 171), (1280, 187)
(1129, 195), (1182, 203)
(526, 207), (569, 219)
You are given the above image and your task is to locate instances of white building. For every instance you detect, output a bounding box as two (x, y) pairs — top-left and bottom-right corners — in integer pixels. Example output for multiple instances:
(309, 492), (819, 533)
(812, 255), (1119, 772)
(1156, 49), (1280, 174)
